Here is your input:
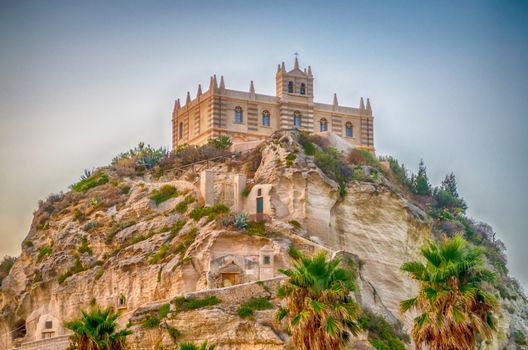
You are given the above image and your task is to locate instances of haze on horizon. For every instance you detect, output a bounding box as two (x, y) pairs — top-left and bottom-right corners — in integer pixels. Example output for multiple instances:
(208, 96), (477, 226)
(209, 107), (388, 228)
(1, 0), (527, 288)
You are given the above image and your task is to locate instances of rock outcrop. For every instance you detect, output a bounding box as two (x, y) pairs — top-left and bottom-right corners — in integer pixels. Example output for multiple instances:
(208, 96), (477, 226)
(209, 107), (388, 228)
(0, 130), (526, 350)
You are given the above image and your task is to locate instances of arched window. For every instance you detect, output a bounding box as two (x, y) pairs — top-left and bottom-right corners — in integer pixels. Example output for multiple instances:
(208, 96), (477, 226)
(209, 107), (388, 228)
(293, 111), (301, 128)
(345, 122), (353, 137)
(300, 83), (306, 95)
(288, 81), (294, 93)
(262, 110), (270, 127)
(320, 118), (328, 132)
(234, 106), (243, 123)
(178, 122), (183, 139)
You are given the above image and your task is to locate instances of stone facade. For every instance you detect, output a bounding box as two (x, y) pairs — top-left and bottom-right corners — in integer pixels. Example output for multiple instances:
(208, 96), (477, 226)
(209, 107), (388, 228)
(172, 58), (375, 151)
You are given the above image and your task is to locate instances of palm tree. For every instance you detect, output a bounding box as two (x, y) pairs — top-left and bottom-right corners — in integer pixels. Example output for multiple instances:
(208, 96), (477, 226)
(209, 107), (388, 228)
(64, 306), (132, 350)
(400, 234), (498, 350)
(276, 251), (359, 350)
(179, 341), (215, 350)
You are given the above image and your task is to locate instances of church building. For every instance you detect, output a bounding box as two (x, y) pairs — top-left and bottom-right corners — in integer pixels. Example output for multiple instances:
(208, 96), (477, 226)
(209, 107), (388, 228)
(171, 58), (374, 151)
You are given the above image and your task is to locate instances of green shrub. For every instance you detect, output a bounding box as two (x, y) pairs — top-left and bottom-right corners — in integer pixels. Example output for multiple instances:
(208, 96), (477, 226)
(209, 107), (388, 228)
(190, 204), (229, 221)
(166, 325), (181, 341)
(207, 136), (232, 150)
(285, 153), (296, 167)
(246, 221), (266, 236)
(150, 185), (178, 206)
(313, 147), (350, 197)
(78, 237), (92, 255)
(37, 246), (52, 262)
(175, 227), (199, 256)
(0, 256), (16, 283)
(172, 295), (220, 312)
(142, 316), (161, 328)
(105, 220), (136, 244)
(142, 303), (171, 329)
(236, 297), (273, 318)
(179, 341), (215, 350)
(58, 255), (86, 284)
(169, 220), (186, 239)
(241, 186), (251, 197)
(73, 209), (85, 222)
(358, 309), (409, 349)
(72, 172), (109, 192)
(298, 131), (317, 156)
(150, 244), (169, 264)
(514, 329), (527, 345)
(83, 221), (97, 232)
(288, 220), (302, 229)
(23, 240), (34, 248)
(175, 195), (194, 214)
(120, 185), (131, 194)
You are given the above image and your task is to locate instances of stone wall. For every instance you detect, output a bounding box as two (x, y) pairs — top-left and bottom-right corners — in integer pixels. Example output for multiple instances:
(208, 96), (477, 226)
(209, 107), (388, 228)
(183, 276), (284, 305)
(9, 335), (70, 350)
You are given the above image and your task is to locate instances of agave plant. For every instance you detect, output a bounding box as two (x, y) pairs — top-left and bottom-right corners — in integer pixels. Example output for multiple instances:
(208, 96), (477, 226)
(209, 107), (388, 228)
(64, 306), (132, 350)
(276, 251), (359, 350)
(400, 234), (498, 350)
(234, 213), (248, 229)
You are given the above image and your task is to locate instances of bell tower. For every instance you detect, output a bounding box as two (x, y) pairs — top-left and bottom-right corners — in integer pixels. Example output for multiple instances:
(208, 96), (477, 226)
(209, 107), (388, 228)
(276, 56), (315, 130)
(275, 56), (314, 102)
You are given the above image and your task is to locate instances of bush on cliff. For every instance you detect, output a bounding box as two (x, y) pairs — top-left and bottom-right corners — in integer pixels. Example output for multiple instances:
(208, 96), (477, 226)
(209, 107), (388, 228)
(71, 172), (109, 192)
(149, 184), (178, 205)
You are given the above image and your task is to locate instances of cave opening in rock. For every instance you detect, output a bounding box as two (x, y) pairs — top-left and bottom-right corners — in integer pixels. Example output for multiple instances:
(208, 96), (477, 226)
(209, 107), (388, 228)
(12, 319), (26, 340)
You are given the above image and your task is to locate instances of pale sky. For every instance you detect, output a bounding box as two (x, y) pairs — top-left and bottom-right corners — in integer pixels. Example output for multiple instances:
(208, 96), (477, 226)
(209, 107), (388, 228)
(1, 0), (527, 287)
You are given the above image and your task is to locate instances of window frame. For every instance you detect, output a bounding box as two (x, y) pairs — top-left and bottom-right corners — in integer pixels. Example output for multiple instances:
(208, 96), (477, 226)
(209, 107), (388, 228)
(320, 118), (328, 132)
(263, 255), (271, 265)
(287, 81), (294, 93)
(293, 111), (302, 128)
(234, 106), (244, 124)
(178, 122), (183, 140)
(345, 122), (353, 137)
(300, 83), (306, 95)
(261, 110), (271, 127)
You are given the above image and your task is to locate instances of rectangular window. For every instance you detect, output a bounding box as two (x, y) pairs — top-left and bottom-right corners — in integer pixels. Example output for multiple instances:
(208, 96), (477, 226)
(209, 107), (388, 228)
(263, 256), (271, 265)
(45, 321), (53, 329)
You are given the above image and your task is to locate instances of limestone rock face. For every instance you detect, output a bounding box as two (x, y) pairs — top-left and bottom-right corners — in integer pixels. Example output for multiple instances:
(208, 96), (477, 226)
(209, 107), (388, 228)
(0, 130), (526, 350)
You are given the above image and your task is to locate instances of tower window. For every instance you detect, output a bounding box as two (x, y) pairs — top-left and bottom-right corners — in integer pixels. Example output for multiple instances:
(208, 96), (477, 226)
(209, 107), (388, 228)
(262, 110), (270, 127)
(345, 122), (353, 137)
(293, 111), (301, 128)
(178, 122), (183, 139)
(288, 81), (294, 93)
(234, 106), (243, 123)
(320, 118), (328, 132)
(300, 83), (306, 95)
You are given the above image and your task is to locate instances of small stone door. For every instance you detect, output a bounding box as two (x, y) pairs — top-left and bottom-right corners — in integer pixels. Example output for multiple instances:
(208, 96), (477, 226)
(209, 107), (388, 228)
(256, 196), (264, 222)
(221, 273), (237, 287)
(256, 197), (264, 214)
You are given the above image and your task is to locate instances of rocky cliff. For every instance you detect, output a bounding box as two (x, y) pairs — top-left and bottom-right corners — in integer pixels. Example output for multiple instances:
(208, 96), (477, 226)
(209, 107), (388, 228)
(0, 130), (526, 350)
